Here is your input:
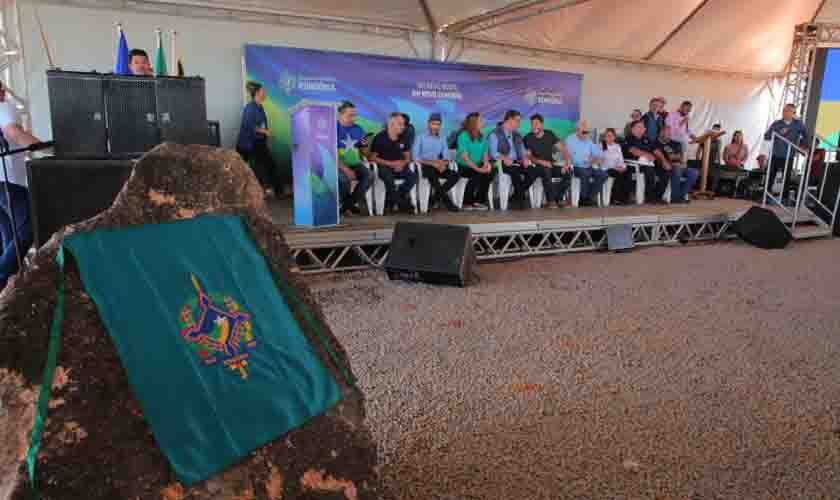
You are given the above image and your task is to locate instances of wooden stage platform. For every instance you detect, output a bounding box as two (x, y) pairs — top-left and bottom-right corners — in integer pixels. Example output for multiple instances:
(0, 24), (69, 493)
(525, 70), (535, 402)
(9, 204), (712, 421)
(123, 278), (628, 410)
(268, 198), (829, 273)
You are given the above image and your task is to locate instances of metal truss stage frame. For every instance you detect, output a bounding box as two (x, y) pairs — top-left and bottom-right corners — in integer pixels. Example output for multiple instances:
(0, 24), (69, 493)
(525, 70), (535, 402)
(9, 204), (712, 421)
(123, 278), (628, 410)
(276, 199), (812, 274)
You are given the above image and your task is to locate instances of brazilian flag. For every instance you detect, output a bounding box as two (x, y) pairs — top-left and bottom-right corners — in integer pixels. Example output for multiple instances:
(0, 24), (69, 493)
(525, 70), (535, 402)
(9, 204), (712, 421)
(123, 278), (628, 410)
(31, 215), (346, 486)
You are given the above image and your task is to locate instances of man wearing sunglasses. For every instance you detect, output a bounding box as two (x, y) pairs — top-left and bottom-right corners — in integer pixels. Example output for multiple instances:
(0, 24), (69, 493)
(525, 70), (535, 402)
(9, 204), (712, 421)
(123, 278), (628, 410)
(564, 120), (606, 207)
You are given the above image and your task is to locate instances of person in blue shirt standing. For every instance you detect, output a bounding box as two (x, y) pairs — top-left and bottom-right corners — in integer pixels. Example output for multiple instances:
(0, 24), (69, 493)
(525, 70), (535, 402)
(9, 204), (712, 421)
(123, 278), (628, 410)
(643, 97), (666, 143)
(565, 120), (606, 207)
(488, 110), (537, 210)
(336, 101), (372, 215)
(236, 81), (286, 198)
(413, 113), (459, 212)
(764, 103), (809, 204)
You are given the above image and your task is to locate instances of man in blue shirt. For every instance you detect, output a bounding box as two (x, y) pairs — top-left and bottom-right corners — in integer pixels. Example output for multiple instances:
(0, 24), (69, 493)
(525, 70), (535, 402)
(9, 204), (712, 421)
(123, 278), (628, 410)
(336, 101), (372, 215)
(413, 113), (459, 212)
(488, 110), (536, 210)
(656, 126), (699, 204)
(764, 103), (809, 204)
(565, 120), (606, 207)
(643, 97), (666, 143)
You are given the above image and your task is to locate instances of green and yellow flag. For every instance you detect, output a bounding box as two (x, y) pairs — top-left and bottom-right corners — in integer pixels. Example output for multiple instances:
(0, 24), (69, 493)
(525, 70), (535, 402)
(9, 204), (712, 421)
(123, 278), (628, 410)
(36, 216), (344, 485)
(154, 28), (168, 77)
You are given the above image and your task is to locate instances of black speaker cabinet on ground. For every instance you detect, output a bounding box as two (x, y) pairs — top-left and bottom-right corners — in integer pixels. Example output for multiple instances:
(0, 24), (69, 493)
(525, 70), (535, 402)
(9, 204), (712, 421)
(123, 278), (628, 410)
(385, 222), (476, 287)
(46, 72), (108, 156)
(27, 157), (134, 247)
(733, 206), (792, 249)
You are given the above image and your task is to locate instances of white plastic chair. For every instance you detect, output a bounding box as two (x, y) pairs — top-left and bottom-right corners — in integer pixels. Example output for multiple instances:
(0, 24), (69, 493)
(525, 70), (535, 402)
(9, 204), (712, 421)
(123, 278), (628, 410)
(625, 159), (651, 205)
(495, 160), (545, 210)
(369, 161), (418, 215)
(569, 169), (612, 207)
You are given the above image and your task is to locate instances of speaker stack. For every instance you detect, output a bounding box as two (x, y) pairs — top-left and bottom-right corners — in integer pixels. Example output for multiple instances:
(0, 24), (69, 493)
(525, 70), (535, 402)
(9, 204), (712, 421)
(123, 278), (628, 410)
(733, 206), (793, 249)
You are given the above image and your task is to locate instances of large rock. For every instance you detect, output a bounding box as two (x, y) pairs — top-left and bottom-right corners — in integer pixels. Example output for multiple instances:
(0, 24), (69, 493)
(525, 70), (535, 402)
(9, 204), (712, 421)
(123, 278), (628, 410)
(0, 144), (381, 500)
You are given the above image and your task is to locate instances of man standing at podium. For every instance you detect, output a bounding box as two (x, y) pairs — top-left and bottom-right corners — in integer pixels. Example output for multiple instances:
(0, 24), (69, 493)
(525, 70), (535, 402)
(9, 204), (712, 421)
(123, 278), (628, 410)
(0, 80), (41, 290)
(336, 101), (371, 215)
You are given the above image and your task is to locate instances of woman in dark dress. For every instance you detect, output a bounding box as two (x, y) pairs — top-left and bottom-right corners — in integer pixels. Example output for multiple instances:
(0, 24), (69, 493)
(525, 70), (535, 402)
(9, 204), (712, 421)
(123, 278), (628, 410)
(236, 81), (288, 197)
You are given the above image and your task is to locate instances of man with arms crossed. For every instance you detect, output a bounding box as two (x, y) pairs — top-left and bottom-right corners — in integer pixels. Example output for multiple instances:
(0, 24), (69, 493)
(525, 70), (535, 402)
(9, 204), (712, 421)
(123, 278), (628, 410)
(488, 110), (537, 210)
(524, 113), (570, 208)
(413, 113), (459, 212)
(370, 112), (416, 214)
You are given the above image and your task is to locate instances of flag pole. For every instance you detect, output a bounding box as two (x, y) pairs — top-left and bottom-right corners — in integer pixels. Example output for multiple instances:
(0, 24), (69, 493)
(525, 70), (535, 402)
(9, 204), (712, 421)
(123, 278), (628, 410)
(169, 30), (177, 77)
(35, 6), (55, 69)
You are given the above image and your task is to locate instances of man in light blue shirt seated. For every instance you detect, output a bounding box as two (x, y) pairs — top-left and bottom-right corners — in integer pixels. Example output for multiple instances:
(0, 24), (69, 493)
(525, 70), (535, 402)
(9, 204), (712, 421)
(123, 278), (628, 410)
(565, 120), (607, 207)
(488, 110), (537, 210)
(413, 113), (459, 212)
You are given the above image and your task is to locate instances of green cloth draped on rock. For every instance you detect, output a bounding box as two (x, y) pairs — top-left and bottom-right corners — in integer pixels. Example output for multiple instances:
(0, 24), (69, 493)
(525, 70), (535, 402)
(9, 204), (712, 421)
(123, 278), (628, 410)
(42, 215), (342, 486)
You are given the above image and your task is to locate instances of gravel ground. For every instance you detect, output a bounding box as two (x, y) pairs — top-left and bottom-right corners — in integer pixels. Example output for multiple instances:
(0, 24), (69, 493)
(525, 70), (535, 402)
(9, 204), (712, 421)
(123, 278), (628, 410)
(309, 239), (840, 500)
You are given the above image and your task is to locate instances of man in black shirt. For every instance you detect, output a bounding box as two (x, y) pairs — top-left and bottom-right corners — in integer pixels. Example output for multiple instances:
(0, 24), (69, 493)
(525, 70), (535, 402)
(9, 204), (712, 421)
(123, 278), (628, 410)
(622, 119), (664, 204)
(524, 114), (570, 208)
(656, 126), (698, 203)
(371, 112), (417, 213)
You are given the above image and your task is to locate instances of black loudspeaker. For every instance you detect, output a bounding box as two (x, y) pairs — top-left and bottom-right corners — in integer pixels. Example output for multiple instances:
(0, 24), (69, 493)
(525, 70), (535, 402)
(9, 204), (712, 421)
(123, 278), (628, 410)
(814, 163), (840, 236)
(156, 77), (209, 145)
(46, 71), (107, 155)
(27, 158), (134, 247)
(733, 206), (792, 249)
(106, 76), (159, 154)
(385, 222), (476, 286)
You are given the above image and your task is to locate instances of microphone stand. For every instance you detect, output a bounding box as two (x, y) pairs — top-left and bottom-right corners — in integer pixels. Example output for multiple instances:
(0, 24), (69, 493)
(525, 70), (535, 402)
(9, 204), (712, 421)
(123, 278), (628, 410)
(0, 136), (23, 276)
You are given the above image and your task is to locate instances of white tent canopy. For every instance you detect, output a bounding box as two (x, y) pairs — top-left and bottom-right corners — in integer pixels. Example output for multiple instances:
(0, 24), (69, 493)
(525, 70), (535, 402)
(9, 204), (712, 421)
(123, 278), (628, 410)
(18, 0), (840, 161)
(116, 0), (829, 76)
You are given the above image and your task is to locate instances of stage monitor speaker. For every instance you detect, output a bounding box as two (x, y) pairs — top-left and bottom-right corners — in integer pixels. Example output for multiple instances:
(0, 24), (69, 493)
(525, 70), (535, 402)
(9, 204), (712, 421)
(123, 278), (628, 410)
(27, 158), (134, 247)
(385, 222), (476, 287)
(156, 77), (209, 145)
(46, 71), (107, 156)
(606, 225), (634, 251)
(106, 76), (159, 154)
(733, 206), (792, 249)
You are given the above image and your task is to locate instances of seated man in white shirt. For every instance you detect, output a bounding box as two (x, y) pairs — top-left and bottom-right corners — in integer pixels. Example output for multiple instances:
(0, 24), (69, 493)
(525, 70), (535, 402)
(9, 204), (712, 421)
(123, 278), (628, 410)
(0, 80), (42, 289)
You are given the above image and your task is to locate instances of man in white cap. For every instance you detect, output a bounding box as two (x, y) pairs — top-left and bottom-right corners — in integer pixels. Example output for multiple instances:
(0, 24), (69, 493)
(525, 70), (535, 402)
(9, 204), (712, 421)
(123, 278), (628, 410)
(564, 120), (606, 206)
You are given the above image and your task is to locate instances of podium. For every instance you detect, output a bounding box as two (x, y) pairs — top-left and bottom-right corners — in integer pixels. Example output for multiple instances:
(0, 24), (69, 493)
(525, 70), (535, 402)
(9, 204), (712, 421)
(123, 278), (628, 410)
(290, 100), (339, 227)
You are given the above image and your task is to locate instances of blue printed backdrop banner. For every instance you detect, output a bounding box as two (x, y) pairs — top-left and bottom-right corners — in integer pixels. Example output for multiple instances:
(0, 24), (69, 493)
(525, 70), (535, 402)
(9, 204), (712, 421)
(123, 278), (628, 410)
(243, 44), (583, 177)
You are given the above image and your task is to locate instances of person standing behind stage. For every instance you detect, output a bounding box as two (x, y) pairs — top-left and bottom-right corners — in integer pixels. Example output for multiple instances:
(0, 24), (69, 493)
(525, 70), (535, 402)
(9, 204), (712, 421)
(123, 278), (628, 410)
(413, 113), (459, 212)
(370, 112), (416, 214)
(565, 120), (606, 207)
(622, 119), (659, 204)
(600, 128), (632, 205)
(0, 80), (41, 290)
(764, 103), (808, 204)
(128, 49), (153, 76)
(624, 109), (642, 140)
(488, 110), (536, 210)
(237, 81), (286, 198)
(643, 97), (666, 143)
(524, 113), (568, 208)
(336, 101), (371, 215)
(666, 100), (697, 160)
(457, 112), (494, 210)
